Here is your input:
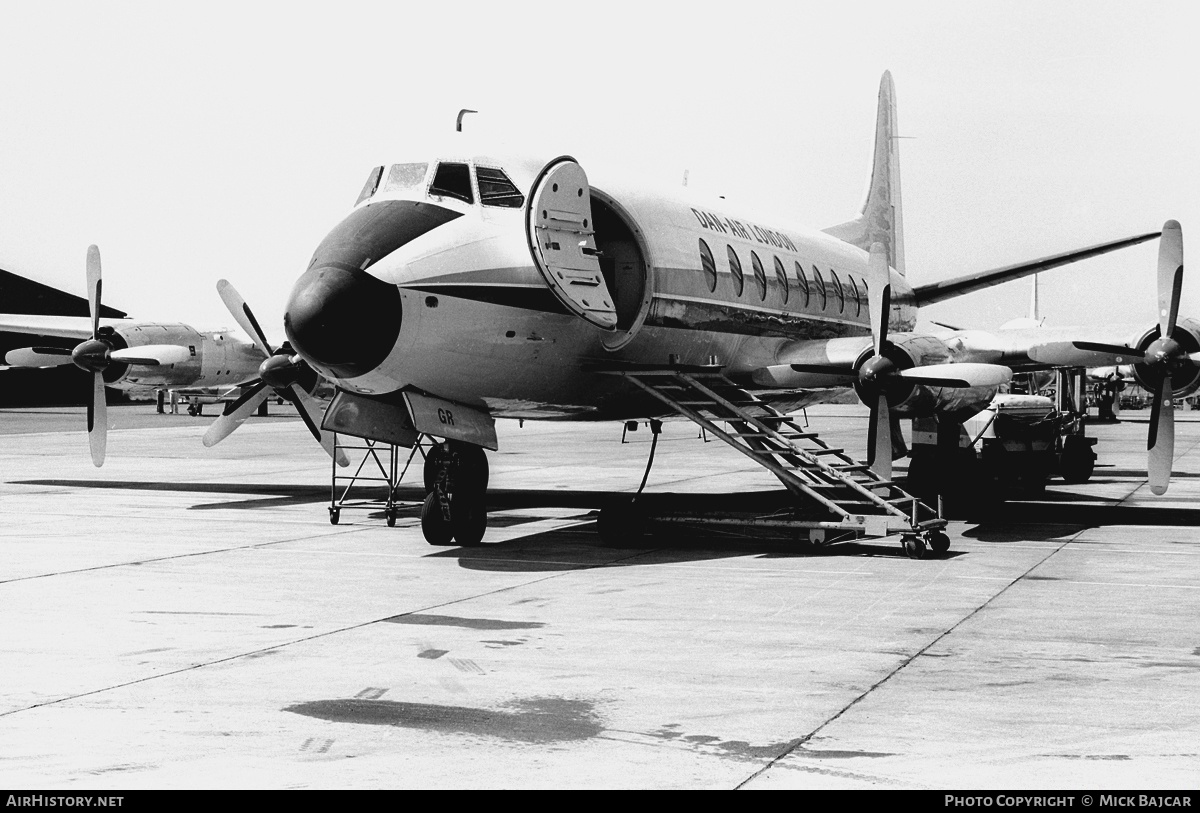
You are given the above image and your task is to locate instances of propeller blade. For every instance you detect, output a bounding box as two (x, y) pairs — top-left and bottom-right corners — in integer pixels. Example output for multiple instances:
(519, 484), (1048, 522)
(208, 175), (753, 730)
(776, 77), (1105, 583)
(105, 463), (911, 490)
(1158, 220), (1183, 339)
(287, 383), (349, 467)
(867, 243), (891, 355)
(86, 245), (102, 340)
(217, 279), (274, 358)
(109, 344), (193, 366)
(868, 392), (891, 481)
(202, 381), (271, 448)
(5, 347), (73, 367)
(896, 363), (1012, 389)
(87, 372), (107, 467)
(787, 364), (859, 378)
(1148, 374), (1174, 495)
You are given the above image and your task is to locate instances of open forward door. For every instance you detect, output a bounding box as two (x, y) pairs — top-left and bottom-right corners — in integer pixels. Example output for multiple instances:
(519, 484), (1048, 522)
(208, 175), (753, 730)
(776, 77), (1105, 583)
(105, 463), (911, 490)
(525, 157), (618, 330)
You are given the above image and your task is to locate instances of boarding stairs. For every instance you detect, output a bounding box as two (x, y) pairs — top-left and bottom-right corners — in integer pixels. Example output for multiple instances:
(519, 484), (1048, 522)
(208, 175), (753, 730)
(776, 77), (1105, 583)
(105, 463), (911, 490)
(604, 365), (945, 544)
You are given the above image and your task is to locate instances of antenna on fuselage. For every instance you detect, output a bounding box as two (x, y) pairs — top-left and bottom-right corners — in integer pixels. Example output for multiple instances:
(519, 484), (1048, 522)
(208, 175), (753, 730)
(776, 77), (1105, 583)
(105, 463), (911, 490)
(456, 109), (477, 132)
(682, 169), (689, 187)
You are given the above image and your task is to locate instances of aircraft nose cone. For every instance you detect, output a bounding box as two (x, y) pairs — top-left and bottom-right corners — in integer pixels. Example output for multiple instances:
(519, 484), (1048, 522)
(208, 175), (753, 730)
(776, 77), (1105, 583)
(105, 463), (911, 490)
(284, 265), (401, 379)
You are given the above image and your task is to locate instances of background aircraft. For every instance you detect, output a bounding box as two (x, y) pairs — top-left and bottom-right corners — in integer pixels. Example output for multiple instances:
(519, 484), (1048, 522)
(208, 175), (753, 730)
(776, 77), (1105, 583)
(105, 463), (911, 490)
(0, 247), (345, 466)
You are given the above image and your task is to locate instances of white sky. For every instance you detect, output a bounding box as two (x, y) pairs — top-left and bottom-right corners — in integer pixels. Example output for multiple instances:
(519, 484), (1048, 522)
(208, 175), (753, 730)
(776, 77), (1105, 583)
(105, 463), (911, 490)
(0, 1), (1195, 336)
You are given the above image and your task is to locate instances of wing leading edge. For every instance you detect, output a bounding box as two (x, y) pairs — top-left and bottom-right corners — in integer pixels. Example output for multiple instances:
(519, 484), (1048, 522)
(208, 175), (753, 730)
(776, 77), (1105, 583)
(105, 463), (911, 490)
(910, 231), (1161, 307)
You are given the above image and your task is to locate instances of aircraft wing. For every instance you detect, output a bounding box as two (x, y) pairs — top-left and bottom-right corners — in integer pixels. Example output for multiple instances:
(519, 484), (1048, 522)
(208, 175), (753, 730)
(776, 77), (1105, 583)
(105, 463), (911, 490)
(910, 231), (1160, 307)
(0, 314), (130, 340)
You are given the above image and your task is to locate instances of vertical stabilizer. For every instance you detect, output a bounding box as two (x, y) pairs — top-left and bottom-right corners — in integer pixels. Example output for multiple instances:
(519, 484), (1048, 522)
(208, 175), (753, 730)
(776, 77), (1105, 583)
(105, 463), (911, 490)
(822, 71), (905, 276)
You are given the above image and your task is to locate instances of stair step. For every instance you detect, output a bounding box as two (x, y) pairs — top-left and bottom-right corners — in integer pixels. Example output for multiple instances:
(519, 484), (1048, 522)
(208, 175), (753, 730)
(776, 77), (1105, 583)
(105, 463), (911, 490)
(810, 447), (846, 456)
(831, 463), (871, 472)
(850, 479), (896, 489)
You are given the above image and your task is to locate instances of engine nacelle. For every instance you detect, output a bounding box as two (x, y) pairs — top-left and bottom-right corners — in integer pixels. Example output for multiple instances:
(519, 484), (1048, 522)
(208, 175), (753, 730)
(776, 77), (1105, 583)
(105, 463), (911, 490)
(853, 332), (1002, 421)
(1128, 317), (1200, 397)
(102, 322), (261, 391)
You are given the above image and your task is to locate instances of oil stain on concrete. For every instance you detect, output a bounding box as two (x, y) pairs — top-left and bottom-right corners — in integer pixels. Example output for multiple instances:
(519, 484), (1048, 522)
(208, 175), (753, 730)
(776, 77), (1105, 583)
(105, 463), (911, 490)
(285, 696), (602, 744)
(383, 613), (544, 631)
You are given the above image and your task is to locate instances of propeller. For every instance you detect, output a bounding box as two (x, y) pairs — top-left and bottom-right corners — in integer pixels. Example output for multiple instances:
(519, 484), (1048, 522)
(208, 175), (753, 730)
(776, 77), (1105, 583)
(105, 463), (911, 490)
(203, 279), (348, 466)
(1057, 221), (1188, 494)
(789, 244), (1011, 480)
(83, 245), (107, 466)
(3, 246), (197, 466)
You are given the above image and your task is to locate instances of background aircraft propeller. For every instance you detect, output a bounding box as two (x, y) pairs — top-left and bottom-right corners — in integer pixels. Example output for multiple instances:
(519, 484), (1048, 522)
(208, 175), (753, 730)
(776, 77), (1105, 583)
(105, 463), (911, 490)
(2, 246), (197, 466)
(203, 279), (347, 466)
(788, 244), (1011, 481)
(1058, 221), (1189, 494)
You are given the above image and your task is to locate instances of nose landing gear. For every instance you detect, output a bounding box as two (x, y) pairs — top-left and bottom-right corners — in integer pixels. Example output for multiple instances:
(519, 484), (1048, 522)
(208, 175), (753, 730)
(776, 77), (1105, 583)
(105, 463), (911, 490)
(420, 440), (490, 546)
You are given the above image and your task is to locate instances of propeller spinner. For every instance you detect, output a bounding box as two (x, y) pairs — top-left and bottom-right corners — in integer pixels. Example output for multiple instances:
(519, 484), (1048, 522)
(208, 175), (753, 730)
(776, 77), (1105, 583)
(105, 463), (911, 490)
(203, 280), (347, 466)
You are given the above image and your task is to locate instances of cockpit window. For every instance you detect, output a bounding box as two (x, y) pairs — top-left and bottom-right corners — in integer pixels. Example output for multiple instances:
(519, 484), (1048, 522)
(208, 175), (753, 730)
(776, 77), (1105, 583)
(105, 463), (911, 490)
(383, 163), (429, 194)
(429, 162), (474, 204)
(477, 166), (524, 208)
(355, 166), (384, 206)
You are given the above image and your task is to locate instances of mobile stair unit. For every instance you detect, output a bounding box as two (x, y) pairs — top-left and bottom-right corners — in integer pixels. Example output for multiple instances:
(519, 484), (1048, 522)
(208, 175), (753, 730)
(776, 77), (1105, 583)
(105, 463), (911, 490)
(602, 365), (948, 558)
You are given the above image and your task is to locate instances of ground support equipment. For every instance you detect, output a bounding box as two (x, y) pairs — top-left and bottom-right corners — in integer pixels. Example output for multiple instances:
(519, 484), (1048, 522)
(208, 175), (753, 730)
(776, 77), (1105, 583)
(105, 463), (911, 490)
(328, 432), (430, 526)
(600, 365), (947, 558)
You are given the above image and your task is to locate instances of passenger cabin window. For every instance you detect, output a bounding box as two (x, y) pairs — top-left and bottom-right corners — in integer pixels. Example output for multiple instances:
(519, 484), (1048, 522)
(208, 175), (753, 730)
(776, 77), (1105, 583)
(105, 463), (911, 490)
(383, 163), (428, 194)
(728, 246), (744, 296)
(829, 270), (845, 313)
(751, 252), (767, 301)
(774, 256), (789, 304)
(812, 267), (827, 310)
(355, 166), (384, 206)
(795, 262), (810, 307)
(847, 276), (861, 316)
(477, 166), (524, 208)
(699, 239), (717, 292)
(429, 162), (473, 204)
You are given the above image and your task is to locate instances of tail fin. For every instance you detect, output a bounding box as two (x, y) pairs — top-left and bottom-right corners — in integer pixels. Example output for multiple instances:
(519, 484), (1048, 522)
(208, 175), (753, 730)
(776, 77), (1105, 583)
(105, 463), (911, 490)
(822, 71), (905, 276)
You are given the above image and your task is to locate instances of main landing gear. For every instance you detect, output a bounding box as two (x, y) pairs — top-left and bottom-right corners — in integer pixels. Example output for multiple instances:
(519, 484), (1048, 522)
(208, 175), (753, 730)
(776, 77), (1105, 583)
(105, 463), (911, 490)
(420, 440), (490, 547)
(900, 529), (951, 560)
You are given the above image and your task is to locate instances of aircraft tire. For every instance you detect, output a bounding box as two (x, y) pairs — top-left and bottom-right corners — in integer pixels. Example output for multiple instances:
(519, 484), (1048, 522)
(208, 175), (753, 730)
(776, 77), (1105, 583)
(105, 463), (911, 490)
(423, 445), (446, 493)
(421, 493), (455, 545)
(451, 498), (487, 547)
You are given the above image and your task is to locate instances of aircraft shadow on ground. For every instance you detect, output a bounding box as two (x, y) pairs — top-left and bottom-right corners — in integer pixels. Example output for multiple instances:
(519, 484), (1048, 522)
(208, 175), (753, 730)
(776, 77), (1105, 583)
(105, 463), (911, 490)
(11, 479), (949, 566)
(17, 479), (1200, 567)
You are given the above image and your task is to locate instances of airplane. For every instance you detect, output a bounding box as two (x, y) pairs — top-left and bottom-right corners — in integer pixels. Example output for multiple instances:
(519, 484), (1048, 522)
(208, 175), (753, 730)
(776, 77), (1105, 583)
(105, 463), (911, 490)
(235, 70), (1186, 558)
(0, 246), (347, 467)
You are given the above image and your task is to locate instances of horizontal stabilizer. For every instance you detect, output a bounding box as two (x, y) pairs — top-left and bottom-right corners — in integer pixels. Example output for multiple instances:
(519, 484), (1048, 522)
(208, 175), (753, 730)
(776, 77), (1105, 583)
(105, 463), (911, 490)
(911, 232), (1161, 307)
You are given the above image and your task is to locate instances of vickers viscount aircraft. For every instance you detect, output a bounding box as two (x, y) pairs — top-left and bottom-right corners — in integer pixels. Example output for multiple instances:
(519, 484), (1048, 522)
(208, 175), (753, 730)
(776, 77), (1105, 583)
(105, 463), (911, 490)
(0, 246), (346, 467)
(229, 70), (1185, 558)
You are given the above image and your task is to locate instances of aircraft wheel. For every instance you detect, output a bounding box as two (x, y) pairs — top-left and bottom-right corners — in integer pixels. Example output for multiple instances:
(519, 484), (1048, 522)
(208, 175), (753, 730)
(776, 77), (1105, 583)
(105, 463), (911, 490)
(926, 530), (950, 555)
(454, 443), (490, 494)
(329, 507), (340, 525)
(451, 498), (488, 547)
(901, 533), (927, 560)
(386, 508), (397, 528)
(423, 444), (446, 493)
(421, 493), (454, 545)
